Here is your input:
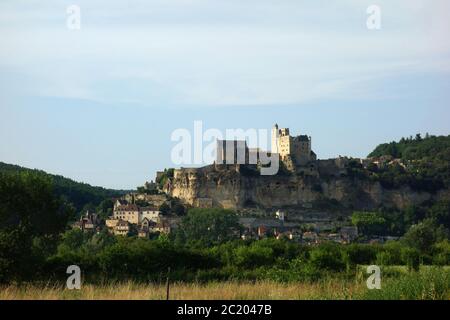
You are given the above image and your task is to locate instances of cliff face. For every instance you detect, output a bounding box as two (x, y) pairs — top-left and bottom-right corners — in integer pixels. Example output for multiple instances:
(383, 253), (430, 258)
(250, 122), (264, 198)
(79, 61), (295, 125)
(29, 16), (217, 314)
(165, 165), (446, 211)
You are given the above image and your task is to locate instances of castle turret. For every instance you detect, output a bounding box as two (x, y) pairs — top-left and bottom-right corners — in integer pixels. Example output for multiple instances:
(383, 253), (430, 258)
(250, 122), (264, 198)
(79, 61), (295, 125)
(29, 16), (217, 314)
(271, 124), (279, 154)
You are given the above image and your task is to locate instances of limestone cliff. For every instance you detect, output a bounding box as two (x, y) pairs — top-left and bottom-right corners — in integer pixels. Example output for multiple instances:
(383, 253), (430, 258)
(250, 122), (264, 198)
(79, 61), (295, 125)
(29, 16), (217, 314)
(164, 164), (447, 212)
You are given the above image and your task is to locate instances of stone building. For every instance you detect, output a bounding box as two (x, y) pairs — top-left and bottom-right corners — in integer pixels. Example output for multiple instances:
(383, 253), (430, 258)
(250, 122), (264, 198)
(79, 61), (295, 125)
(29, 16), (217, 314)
(138, 217), (157, 238)
(271, 124), (316, 168)
(113, 203), (140, 224)
(105, 218), (119, 229)
(114, 219), (130, 236)
(113, 203), (161, 225)
(113, 199), (128, 211)
(153, 218), (172, 234)
(214, 123), (318, 170)
(140, 206), (160, 223)
(72, 210), (101, 232)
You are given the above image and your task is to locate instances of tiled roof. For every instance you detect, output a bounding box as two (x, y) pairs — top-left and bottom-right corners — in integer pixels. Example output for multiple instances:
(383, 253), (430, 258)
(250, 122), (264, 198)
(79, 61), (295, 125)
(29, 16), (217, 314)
(115, 204), (139, 211)
(141, 206), (159, 211)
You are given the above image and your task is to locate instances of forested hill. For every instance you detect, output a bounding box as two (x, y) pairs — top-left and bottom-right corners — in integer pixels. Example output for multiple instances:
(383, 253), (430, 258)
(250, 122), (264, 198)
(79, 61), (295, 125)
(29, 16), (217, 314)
(366, 134), (450, 192)
(368, 134), (450, 161)
(0, 162), (127, 212)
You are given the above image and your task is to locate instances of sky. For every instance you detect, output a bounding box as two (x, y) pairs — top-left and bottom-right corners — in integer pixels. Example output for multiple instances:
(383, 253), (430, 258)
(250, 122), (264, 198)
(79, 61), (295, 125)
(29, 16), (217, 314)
(0, 0), (450, 189)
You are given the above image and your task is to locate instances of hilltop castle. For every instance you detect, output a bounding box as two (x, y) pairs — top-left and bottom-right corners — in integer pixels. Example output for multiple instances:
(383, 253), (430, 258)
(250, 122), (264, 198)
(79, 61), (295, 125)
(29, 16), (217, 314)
(165, 124), (434, 211)
(215, 124), (316, 172)
(271, 124), (317, 170)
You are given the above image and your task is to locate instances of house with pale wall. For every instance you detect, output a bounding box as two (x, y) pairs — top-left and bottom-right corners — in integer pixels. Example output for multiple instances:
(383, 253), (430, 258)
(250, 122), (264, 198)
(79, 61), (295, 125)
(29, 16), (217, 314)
(140, 206), (160, 223)
(138, 217), (156, 238)
(114, 219), (130, 236)
(137, 217), (174, 238)
(113, 203), (161, 225)
(109, 200), (176, 237)
(105, 218), (119, 229)
(113, 203), (140, 224)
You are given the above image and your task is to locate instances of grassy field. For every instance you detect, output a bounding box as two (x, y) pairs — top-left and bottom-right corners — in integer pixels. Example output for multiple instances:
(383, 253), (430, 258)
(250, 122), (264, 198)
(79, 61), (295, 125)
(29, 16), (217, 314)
(0, 281), (366, 300)
(1, 267), (448, 300)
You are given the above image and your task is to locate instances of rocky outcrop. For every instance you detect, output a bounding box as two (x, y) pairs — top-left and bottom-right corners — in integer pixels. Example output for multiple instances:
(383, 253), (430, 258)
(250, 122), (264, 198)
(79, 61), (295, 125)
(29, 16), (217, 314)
(165, 164), (446, 211)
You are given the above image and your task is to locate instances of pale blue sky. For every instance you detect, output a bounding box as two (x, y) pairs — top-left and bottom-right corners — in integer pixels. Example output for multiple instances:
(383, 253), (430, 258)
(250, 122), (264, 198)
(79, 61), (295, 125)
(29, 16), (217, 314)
(0, 0), (449, 189)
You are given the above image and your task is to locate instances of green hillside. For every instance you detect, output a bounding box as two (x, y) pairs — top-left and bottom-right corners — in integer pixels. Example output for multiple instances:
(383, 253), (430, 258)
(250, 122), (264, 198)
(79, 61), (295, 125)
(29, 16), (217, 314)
(368, 134), (450, 161)
(0, 162), (127, 212)
(367, 134), (450, 192)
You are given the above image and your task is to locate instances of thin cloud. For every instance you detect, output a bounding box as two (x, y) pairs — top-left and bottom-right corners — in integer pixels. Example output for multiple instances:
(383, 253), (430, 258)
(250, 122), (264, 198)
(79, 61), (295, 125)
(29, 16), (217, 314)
(0, 0), (449, 107)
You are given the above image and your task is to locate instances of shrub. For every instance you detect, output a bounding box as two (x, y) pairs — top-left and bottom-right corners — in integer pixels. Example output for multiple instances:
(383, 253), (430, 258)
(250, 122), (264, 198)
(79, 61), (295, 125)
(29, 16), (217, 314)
(401, 247), (421, 271)
(309, 243), (346, 272)
(234, 245), (274, 269)
(344, 244), (378, 268)
(432, 240), (450, 265)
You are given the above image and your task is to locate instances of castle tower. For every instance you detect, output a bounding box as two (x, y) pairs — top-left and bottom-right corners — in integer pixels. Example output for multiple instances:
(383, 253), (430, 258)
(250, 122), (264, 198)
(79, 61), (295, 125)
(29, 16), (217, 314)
(271, 123), (315, 169)
(271, 124), (279, 154)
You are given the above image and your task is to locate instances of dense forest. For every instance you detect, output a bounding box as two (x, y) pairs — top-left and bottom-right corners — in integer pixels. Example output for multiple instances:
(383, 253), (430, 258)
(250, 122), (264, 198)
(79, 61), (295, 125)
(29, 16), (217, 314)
(368, 133), (450, 160)
(0, 162), (127, 212)
(345, 134), (450, 192)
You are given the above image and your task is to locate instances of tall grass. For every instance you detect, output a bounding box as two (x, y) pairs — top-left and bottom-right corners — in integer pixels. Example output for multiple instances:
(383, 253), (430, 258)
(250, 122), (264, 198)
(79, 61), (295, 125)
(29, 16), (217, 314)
(0, 280), (364, 300)
(0, 267), (448, 300)
(358, 267), (450, 300)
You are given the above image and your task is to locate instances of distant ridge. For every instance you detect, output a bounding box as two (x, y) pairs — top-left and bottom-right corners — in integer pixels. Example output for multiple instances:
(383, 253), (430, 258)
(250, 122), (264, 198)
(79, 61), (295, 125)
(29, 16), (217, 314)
(0, 161), (129, 211)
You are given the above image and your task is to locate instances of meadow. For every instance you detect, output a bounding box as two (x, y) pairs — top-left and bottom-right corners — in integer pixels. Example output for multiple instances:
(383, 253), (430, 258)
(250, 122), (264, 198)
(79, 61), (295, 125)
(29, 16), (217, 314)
(1, 267), (448, 300)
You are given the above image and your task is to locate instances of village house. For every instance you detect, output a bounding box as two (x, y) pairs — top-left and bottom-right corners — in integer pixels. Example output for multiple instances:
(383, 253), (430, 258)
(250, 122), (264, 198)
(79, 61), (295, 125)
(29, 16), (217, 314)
(138, 228), (149, 238)
(105, 218), (119, 229)
(105, 195), (176, 237)
(140, 206), (161, 223)
(276, 230), (301, 241)
(239, 217), (302, 240)
(137, 217), (156, 238)
(72, 210), (101, 232)
(113, 203), (140, 224)
(275, 210), (285, 221)
(141, 217), (157, 230)
(302, 231), (319, 245)
(137, 216), (179, 237)
(113, 200), (161, 225)
(113, 199), (128, 210)
(114, 219), (130, 236)
(152, 218), (172, 234)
